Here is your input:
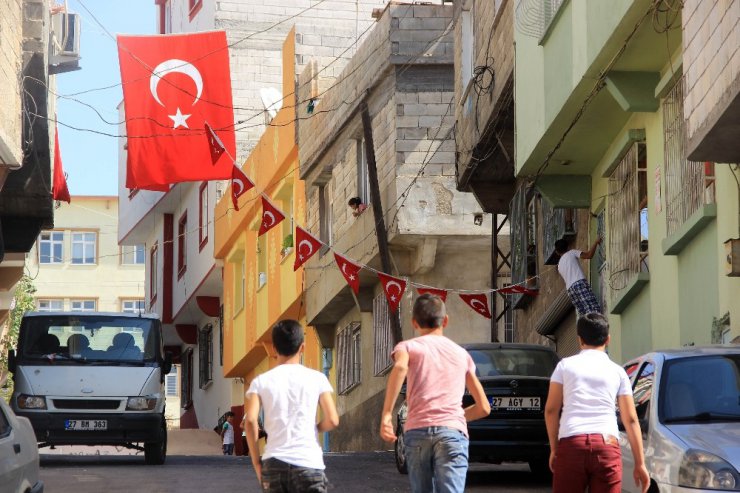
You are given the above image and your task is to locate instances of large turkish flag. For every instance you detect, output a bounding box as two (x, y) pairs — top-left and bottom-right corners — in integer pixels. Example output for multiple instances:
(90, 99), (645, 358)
(118, 31), (236, 190)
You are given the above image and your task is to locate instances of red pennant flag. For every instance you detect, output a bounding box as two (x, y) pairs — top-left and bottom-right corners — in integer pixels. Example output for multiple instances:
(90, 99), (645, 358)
(294, 226), (323, 271)
(205, 122), (228, 165)
(378, 273), (407, 313)
(334, 253), (362, 295)
(416, 287), (448, 302)
(118, 31), (236, 190)
(258, 195), (285, 236)
(52, 125), (71, 203)
(231, 165), (254, 211)
(498, 285), (538, 296)
(459, 293), (493, 319)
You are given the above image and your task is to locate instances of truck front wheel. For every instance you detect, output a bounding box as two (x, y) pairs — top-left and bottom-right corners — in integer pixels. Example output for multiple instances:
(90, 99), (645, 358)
(144, 420), (167, 465)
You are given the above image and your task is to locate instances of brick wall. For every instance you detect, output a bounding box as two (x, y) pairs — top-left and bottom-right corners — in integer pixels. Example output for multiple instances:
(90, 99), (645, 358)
(0, 0), (24, 166)
(682, 0), (739, 143)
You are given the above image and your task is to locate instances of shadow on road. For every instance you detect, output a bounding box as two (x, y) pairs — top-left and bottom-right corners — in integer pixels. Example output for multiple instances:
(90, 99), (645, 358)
(40, 454), (248, 468)
(466, 463), (551, 489)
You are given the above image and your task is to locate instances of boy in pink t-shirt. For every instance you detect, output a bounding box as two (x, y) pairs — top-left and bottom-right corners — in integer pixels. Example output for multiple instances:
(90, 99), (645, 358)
(380, 294), (491, 493)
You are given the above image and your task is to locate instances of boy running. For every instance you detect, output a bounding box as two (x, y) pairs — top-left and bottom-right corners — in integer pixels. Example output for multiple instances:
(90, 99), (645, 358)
(380, 294), (491, 493)
(245, 320), (339, 493)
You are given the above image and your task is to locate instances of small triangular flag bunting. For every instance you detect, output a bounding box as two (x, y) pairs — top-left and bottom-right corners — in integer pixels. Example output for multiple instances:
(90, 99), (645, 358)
(335, 253), (362, 295)
(205, 122), (227, 165)
(294, 226), (323, 271)
(258, 195), (285, 236)
(459, 293), (492, 319)
(378, 273), (407, 313)
(416, 287), (448, 302)
(231, 165), (255, 212)
(497, 285), (538, 296)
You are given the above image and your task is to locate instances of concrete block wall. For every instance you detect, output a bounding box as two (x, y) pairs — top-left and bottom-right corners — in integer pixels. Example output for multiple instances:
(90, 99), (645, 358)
(454, 0), (514, 176)
(682, 0), (740, 142)
(0, 0), (23, 168)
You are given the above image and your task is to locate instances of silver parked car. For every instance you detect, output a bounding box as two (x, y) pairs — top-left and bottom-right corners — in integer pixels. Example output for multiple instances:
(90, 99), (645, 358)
(618, 346), (740, 492)
(0, 396), (43, 493)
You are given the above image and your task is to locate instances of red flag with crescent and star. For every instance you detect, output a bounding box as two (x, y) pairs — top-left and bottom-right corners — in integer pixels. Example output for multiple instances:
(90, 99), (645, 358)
(334, 253), (362, 295)
(497, 285), (538, 296)
(416, 287), (448, 302)
(459, 293), (493, 319)
(118, 31), (236, 190)
(294, 226), (323, 271)
(52, 125), (71, 203)
(231, 165), (254, 211)
(205, 122), (228, 165)
(258, 195), (285, 236)
(378, 273), (407, 313)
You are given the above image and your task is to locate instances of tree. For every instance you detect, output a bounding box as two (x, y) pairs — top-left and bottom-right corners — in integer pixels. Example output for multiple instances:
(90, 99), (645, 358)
(0, 275), (36, 400)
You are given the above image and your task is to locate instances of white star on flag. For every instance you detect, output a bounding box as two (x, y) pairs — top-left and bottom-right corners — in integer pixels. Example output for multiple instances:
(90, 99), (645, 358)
(169, 107), (191, 129)
(391, 295), (397, 302)
(348, 274), (356, 281)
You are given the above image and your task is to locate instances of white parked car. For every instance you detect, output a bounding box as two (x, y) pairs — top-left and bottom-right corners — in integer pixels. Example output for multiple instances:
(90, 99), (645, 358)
(0, 396), (43, 493)
(619, 346), (740, 492)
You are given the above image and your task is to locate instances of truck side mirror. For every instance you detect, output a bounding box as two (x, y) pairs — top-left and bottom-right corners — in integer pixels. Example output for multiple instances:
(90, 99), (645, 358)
(7, 349), (16, 373)
(162, 351), (173, 375)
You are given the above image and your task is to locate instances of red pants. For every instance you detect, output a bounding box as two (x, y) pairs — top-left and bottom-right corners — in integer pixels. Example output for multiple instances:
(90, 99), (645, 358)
(552, 434), (622, 493)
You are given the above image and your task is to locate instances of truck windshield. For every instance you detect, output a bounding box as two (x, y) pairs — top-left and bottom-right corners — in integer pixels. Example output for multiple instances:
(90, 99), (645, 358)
(18, 315), (158, 364)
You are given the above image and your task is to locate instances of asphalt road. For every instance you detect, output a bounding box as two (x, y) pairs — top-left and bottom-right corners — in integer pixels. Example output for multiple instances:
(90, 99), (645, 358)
(40, 452), (551, 492)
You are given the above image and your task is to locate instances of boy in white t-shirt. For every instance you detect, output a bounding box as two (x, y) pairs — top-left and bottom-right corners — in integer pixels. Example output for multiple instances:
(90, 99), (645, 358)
(221, 412), (235, 455)
(244, 320), (339, 493)
(554, 238), (602, 316)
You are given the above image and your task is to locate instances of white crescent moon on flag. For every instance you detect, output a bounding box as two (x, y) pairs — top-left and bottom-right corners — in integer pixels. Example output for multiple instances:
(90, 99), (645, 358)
(386, 280), (402, 295)
(232, 178), (244, 196)
(150, 59), (203, 107)
(341, 262), (349, 276)
(298, 239), (314, 256)
(470, 299), (487, 312)
(263, 211), (276, 227)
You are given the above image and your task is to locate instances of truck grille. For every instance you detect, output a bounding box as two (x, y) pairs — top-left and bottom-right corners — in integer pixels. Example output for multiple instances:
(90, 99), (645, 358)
(52, 399), (121, 410)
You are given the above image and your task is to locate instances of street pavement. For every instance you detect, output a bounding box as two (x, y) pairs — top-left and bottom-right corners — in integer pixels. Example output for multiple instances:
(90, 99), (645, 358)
(40, 451), (551, 492)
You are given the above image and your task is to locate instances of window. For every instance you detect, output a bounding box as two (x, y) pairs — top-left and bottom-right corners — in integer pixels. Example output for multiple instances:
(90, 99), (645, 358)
(319, 183), (333, 252)
(199, 183), (208, 250)
(632, 362), (655, 436)
(373, 293), (396, 376)
(122, 299), (146, 314)
(158, 0), (171, 34)
(188, 0), (202, 20)
(590, 209), (608, 314)
(178, 212), (187, 278)
(356, 138), (370, 205)
(121, 244), (145, 265)
(37, 299), (64, 312)
(150, 243), (159, 304)
(337, 322), (361, 394)
(460, 8), (474, 95)
(198, 324), (213, 388)
(219, 304), (224, 366)
(165, 365), (179, 397)
(501, 285), (514, 343)
(70, 299), (96, 312)
(608, 142), (648, 296)
(71, 232), (96, 264)
(542, 200), (576, 258)
(257, 235), (267, 289)
(181, 348), (193, 407)
(39, 231), (64, 264)
(663, 78), (716, 237)
(510, 186), (538, 306)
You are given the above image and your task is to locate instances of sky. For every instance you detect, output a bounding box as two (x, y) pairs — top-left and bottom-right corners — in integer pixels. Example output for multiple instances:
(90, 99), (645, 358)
(56, 0), (157, 196)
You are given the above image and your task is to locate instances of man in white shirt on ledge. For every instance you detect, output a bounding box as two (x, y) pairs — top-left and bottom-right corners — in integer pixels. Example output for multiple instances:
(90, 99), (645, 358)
(554, 238), (602, 316)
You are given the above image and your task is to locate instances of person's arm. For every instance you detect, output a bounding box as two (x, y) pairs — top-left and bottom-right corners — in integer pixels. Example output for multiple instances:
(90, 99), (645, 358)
(464, 370), (491, 421)
(317, 392), (339, 432)
(244, 393), (263, 482)
(380, 349), (409, 442)
(580, 237), (602, 260)
(618, 394), (650, 493)
(544, 381), (563, 472)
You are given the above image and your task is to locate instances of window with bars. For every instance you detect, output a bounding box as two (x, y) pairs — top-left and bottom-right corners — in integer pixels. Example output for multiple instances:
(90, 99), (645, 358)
(608, 142), (648, 297)
(500, 285), (515, 343)
(181, 348), (193, 407)
(71, 232), (96, 264)
(198, 325), (213, 389)
(37, 299), (64, 312)
(121, 244), (145, 265)
(541, 199), (576, 261)
(39, 231), (64, 264)
(356, 138), (370, 206)
(373, 293), (397, 376)
(590, 209), (608, 314)
(510, 186), (539, 306)
(663, 78), (716, 237)
(337, 322), (361, 394)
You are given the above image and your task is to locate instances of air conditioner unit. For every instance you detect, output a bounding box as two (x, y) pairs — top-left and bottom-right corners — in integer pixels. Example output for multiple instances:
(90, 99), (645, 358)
(49, 12), (81, 74)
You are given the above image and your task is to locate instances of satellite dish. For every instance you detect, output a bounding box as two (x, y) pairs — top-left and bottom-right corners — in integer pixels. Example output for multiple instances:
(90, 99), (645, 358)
(260, 87), (283, 121)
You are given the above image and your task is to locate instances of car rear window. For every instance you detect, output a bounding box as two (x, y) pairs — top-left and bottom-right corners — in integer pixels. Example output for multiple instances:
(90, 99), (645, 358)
(467, 348), (558, 378)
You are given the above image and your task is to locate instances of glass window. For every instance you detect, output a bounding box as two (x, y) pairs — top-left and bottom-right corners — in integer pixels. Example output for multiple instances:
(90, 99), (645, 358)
(632, 361), (655, 420)
(150, 243), (158, 303)
(199, 183), (208, 247)
(467, 348), (559, 378)
(71, 232), (96, 264)
(70, 300), (96, 312)
(39, 231), (64, 264)
(198, 325), (213, 388)
(121, 244), (145, 264)
(122, 299), (145, 314)
(373, 292), (397, 376)
(37, 299), (64, 312)
(178, 213), (187, 277)
(337, 322), (361, 394)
